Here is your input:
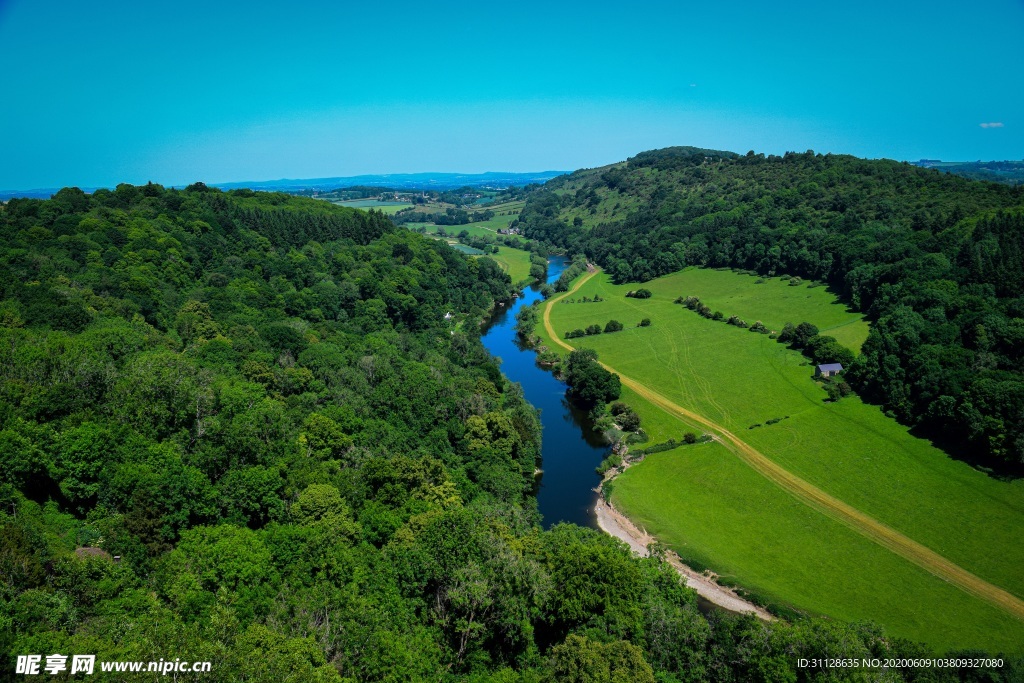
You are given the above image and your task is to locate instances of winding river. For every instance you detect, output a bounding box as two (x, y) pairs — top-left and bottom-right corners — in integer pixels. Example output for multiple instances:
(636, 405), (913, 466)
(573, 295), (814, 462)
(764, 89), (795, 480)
(480, 256), (757, 616)
(480, 256), (608, 528)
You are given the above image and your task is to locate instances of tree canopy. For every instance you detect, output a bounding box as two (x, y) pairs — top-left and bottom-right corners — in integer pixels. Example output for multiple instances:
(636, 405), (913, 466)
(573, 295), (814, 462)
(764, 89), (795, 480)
(516, 149), (1024, 468)
(0, 182), (1015, 681)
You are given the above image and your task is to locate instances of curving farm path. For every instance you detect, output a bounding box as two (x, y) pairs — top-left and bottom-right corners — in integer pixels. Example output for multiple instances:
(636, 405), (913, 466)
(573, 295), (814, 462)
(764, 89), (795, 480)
(544, 267), (1024, 622)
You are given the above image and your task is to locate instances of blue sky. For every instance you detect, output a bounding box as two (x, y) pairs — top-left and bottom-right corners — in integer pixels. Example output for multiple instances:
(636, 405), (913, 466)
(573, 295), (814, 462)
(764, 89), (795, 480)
(1, 0), (1021, 189)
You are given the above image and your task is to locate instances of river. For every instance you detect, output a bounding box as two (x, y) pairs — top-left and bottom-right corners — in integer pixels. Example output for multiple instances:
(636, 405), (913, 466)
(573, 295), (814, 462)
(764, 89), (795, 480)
(480, 256), (748, 615)
(480, 256), (608, 528)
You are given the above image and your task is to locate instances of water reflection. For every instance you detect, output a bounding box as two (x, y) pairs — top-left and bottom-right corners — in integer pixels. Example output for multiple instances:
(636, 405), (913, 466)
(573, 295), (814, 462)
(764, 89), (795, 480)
(480, 256), (608, 529)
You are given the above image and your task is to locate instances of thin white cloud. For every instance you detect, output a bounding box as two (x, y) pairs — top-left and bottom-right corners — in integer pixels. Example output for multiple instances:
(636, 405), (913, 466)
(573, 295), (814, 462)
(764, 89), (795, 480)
(979, 122), (1005, 128)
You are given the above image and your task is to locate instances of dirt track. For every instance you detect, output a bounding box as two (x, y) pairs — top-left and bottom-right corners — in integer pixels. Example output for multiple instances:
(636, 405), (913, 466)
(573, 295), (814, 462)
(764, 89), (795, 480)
(545, 268), (1024, 622)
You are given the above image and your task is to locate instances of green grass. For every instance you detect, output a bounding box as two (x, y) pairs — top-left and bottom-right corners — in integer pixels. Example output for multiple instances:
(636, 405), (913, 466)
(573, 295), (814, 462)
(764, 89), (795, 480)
(449, 243), (485, 255)
(332, 199), (412, 215)
(659, 269), (869, 351)
(413, 204), (523, 238)
(610, 444), (1024, 653)
(482, 246), (534, 284)
(539, 268), (1024, 652)
(421, 223), (499, 238)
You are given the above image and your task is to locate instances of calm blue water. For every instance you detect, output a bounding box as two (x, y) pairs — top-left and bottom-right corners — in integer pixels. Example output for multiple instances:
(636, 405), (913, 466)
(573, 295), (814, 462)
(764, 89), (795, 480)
(481, 256), (608, 529)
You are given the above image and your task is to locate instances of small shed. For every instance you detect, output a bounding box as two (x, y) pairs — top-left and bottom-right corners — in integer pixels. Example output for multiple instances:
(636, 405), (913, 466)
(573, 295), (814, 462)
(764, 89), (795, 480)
(815, 363), (844, 378)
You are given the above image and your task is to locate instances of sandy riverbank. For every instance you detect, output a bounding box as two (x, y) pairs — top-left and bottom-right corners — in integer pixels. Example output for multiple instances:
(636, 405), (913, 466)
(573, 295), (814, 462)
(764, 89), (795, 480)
(595, 499), (774, 620)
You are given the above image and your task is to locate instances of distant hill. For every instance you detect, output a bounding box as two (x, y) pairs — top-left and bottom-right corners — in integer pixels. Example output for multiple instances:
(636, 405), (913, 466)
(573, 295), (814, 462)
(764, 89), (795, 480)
(514, 145), (1024, 468)
(214, 171), (568, 193)
(911, 159), (1024, 186)
(0, 170), (569, 201)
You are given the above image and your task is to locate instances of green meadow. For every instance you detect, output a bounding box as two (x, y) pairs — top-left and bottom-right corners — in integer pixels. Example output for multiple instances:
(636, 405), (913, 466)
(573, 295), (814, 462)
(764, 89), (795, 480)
(540, 268), (1024, 651)
(415, 201), (524, 238)
(420, 223), (498, 238)
(608, 437), (1024, 653)
(332, 199), (412, 215)
(483, 246), (534, 284)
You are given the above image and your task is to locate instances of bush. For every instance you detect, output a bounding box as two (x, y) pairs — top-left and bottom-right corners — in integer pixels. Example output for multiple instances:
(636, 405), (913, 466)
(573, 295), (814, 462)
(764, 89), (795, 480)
(679, 295), (701, 309)
(618, 411), (642, 432)
(610, 402), (630, 416)
(626, 429), (649, 444)
(595, 454), (622, 476)
(626, 288), (652, 299)
(604, 320), (624, 333)
(639, 318), (651, 327)
(585, 324), (603, 335)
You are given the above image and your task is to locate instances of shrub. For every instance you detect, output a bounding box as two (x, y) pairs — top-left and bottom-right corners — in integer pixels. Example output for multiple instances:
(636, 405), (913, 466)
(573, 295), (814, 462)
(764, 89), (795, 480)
(639, 318), (651, 327)
(618, 411), (642, 432)
(680, 295), (701, 309)
(626, 429), (649, 444)
(610, 402), (630, 416)
(596, 454), (622, 476)
(604, 320), (624, 333)
(626, 288), (652, 299)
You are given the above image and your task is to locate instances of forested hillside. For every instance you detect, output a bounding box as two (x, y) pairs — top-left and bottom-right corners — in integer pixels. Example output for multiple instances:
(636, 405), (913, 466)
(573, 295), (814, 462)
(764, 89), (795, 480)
(516, 148), (1024, 469)
(0, 185), (1017, 681)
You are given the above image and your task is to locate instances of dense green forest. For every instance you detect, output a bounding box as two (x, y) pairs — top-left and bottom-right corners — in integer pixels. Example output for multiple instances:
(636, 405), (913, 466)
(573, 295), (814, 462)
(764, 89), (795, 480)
(0, 184), (1018, 681)
(515, 148), (1024, 469)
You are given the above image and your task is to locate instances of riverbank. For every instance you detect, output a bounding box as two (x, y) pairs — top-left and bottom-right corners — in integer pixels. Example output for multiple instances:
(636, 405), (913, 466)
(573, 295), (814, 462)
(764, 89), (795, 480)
(595, 499), (774, 620)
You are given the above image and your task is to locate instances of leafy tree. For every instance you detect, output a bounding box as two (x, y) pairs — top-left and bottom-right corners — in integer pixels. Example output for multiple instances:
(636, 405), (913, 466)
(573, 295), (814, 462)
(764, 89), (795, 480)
(564, 350), (621, 407)
(546, 634), (655, 683)
(53, 422), (117, 508)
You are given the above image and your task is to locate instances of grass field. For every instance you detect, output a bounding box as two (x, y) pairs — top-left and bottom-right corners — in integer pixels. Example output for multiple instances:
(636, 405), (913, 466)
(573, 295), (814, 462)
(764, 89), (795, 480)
(483, 246), (534, 284)
(419, 223), (498, 238)
(609, 442), (1024, 653)
(537, 267), (1024, 652)
(332, 199), (412, 215)
(414, 201), (524, 238)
